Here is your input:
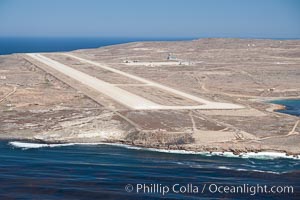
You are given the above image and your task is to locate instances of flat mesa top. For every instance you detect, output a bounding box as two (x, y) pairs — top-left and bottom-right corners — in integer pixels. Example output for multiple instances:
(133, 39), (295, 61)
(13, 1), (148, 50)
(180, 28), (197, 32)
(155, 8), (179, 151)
(1, 38), (300, 155)
(27, 53), (243, 110)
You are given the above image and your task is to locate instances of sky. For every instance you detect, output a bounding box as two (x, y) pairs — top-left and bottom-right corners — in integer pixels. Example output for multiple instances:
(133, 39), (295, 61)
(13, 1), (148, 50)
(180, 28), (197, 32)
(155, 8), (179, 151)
(0, 0), (299, 38)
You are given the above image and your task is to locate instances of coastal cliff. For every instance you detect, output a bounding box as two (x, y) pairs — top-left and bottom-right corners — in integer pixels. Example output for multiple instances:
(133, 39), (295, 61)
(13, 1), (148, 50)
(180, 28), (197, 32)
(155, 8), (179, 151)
(1, 38), (300, 155)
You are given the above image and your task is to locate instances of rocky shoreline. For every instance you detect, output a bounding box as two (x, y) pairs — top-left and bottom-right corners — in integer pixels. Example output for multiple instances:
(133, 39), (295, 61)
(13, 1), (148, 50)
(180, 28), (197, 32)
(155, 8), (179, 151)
(6, 138), (300, 159)
(1, 39), (300, 157)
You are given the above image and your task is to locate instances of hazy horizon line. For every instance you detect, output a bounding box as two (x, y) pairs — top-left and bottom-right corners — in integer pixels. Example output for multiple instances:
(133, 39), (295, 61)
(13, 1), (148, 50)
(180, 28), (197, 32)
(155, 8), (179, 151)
(0, 36), (299, 40)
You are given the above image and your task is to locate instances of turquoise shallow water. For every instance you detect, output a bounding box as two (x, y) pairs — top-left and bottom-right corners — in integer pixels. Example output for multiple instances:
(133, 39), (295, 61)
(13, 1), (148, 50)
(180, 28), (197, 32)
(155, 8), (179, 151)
(271, 99), (300, 117)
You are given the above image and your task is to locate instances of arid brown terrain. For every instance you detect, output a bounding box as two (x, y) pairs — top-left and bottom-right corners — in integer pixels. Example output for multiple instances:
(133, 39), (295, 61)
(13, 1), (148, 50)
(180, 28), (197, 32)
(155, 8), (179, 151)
(1, 38), (300, 155)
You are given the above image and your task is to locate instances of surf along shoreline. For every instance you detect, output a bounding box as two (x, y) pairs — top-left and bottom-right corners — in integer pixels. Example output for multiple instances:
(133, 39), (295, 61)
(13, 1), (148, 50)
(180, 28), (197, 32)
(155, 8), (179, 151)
(2, 99), (300, 159)
(1, 39), (300, 159)
(6, 140), (300, 160)
(5, 96), (300, 159)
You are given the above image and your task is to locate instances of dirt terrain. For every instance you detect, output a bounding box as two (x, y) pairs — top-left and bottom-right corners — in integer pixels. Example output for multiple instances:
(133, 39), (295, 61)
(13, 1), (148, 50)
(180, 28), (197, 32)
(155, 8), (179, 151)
(1, 38), (300, 155)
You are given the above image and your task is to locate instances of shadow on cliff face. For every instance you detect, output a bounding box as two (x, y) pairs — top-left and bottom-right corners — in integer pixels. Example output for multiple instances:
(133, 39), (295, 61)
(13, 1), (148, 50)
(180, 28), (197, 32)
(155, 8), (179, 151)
(125, 130), (195, 147)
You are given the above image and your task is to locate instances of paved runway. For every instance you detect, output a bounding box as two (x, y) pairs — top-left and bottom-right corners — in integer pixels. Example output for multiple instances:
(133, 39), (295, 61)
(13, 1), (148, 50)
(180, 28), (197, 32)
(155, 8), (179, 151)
(27, 53), (244, 110)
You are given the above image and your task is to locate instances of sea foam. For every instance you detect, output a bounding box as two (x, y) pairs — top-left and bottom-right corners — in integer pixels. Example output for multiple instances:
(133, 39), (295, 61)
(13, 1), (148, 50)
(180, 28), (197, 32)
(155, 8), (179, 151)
(8, 141), (300, 160)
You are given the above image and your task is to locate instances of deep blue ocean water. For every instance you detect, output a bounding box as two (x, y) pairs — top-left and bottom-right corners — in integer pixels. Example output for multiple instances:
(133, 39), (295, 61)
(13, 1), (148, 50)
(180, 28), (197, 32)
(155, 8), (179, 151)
(0, 38), (300, 199)
(1, 142), (300, 200)
(271, 99), (300, 117)
(0, 37), (193, 55)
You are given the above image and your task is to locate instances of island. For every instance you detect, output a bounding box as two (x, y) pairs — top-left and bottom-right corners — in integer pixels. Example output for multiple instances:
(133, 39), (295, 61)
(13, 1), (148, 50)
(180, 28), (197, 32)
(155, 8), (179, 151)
(1, 38), (300, 156)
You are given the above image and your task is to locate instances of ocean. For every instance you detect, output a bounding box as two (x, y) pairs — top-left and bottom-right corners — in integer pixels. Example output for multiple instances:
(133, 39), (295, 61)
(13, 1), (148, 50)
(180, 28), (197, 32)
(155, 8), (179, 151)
(0, 38), (300, 199)
(1, 141), (300, 200)
(271, 99), (300, 117)
(0, 37), (193, 55)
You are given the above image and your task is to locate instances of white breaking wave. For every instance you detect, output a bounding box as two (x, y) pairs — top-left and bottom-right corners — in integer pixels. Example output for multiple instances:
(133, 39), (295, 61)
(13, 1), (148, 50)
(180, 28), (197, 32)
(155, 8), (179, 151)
(217, 166), (232, 170)
(8, 141), (300, 160)
(217, 166), (281, 174)
(8, 141), (138, 149)
(236, 168), (281, 174)
(9, 141), (78, 148)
